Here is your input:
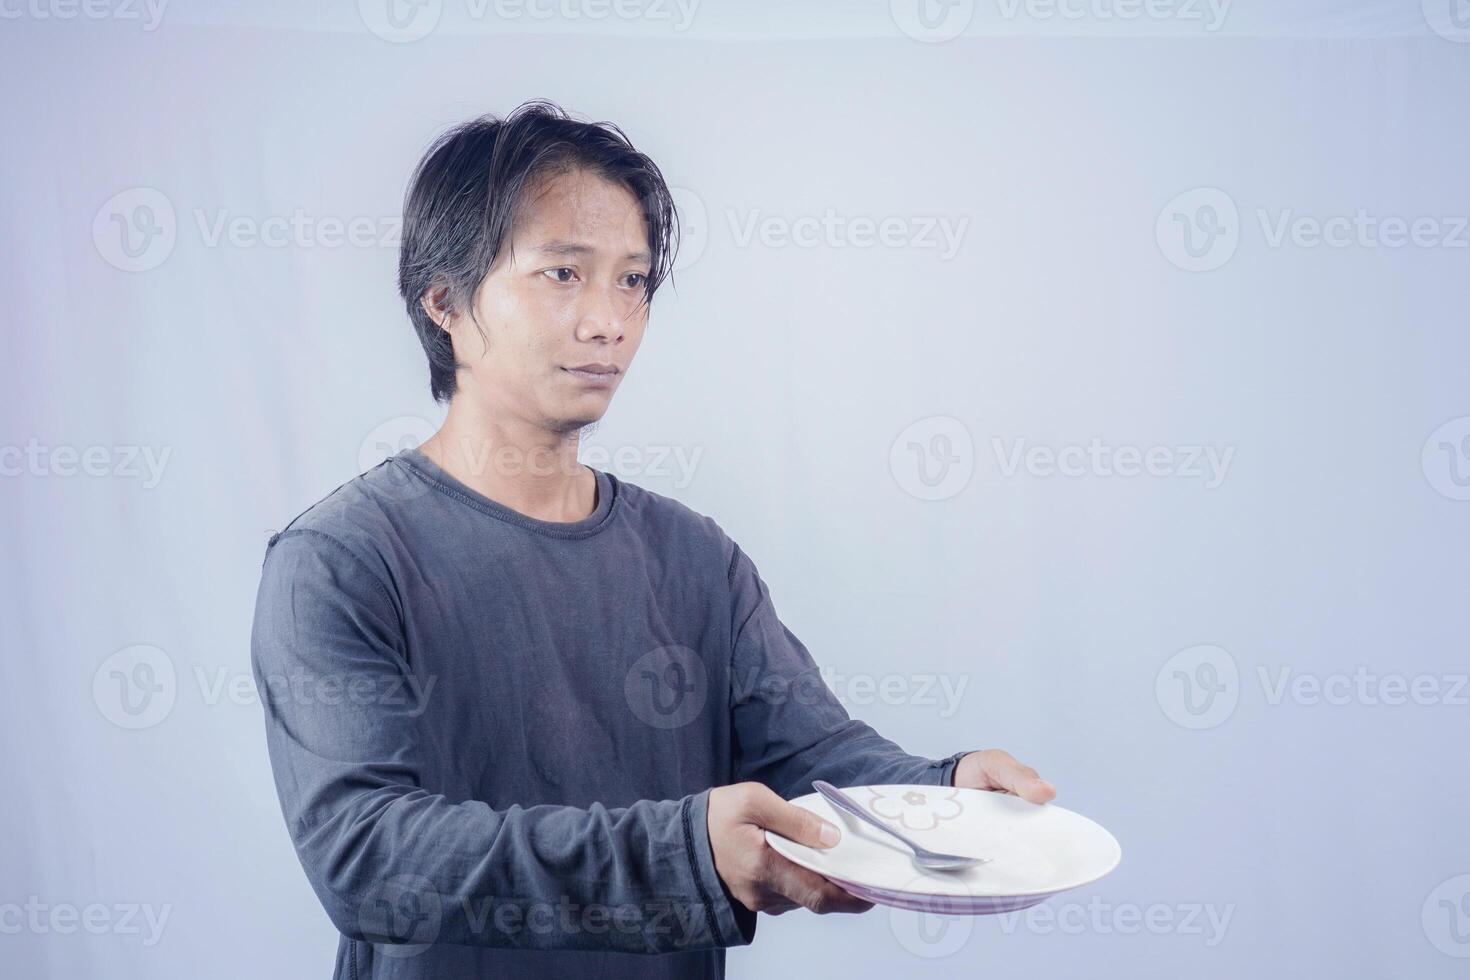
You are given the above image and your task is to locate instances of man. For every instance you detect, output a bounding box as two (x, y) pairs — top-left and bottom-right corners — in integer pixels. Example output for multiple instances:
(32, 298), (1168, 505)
(251, 99), (1055, 979)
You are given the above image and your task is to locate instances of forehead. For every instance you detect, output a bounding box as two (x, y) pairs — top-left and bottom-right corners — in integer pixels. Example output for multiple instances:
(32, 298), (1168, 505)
(512, 168), (648, 249)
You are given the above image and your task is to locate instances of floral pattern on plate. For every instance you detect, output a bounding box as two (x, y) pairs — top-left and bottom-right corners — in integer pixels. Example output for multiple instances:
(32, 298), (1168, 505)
(865, 786), (963, 832)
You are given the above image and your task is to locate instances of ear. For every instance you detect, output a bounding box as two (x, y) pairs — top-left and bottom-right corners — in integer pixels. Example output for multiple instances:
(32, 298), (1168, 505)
(419, 284), (455, 334)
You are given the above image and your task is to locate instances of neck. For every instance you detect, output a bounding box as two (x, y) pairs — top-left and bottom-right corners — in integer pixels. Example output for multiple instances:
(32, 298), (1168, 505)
(420, 396), (597, 523)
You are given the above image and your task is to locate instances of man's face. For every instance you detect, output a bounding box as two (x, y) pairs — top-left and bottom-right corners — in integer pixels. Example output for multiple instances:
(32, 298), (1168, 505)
(442, 167), (653, 432)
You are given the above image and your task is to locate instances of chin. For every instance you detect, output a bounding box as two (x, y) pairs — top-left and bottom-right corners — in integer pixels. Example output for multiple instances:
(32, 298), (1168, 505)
(552, 403), (609, 433)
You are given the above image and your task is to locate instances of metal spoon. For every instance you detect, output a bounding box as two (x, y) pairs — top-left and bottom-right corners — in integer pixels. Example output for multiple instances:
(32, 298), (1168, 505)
(812, 780), (991, 873)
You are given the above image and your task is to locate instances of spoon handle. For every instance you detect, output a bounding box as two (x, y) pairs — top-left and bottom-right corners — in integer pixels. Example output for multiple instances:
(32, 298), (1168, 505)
(812, 780), (926, 856)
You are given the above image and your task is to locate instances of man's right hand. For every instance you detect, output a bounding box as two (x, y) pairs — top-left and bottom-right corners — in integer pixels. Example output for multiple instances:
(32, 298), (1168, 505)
(706, 782), (873, 916)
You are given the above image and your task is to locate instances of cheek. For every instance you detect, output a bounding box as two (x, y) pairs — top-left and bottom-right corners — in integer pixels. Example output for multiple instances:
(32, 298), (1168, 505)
(476, 282), (574, 359)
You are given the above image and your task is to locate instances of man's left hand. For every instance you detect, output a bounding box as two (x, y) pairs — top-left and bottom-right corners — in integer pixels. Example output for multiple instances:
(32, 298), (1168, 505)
(952, 749), (1056, 804)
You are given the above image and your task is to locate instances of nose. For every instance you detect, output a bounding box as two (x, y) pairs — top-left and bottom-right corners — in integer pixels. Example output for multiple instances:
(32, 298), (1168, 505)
(574, 280), (629, 345)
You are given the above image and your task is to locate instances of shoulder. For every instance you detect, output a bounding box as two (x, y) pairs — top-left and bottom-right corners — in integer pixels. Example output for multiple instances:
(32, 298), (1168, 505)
(259, 460), (416, 591)
(608, 473), (741, 575)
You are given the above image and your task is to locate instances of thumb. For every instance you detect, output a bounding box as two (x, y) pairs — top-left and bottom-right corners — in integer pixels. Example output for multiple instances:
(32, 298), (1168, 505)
(751, 789), (842, 849)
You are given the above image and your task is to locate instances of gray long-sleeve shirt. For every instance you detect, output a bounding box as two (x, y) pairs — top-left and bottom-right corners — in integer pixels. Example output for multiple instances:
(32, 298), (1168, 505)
(250, 446), (964, 979)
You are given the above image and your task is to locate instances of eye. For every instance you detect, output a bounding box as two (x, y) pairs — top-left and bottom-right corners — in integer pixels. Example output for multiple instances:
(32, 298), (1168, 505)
(543, 267), (579, 284)
(621, 272), (648, 289)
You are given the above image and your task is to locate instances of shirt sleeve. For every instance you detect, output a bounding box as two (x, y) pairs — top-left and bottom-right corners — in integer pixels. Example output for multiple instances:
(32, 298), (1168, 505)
(251, 528), (752, 954)
(726, 542), (970, 798)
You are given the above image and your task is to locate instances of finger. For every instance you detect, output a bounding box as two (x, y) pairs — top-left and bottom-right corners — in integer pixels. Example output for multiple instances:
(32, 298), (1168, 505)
(750, 788), (841, 849)
(982, 753), (1056, 804)
(766, 855), (872, 914)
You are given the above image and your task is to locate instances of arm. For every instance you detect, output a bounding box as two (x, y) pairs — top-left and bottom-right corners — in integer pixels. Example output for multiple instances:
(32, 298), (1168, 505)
(725, 542), (966, 797)
(251, 529), (749, 954)
(725, 542), (1058, 805)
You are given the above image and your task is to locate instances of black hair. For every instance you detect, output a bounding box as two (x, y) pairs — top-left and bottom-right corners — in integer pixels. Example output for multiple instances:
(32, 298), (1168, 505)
(397, 99), (679, 403)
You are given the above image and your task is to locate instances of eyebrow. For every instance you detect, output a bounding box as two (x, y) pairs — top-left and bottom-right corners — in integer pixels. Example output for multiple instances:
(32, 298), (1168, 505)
(533, 240), (651, 263)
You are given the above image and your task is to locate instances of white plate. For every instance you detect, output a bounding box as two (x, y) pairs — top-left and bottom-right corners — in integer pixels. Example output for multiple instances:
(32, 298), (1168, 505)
(764, 785), (1121, 915)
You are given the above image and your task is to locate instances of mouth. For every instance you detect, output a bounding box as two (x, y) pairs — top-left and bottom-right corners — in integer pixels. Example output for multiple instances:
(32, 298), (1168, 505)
(561, 363), (620, 386)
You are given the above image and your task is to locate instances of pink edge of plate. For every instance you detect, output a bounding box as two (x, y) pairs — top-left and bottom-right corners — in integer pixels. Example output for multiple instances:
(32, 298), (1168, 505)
(825, 876), (1062, 916)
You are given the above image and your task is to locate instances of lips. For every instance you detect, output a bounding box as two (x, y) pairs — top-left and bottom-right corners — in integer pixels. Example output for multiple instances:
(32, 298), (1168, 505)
(562, 363), (620, 385)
